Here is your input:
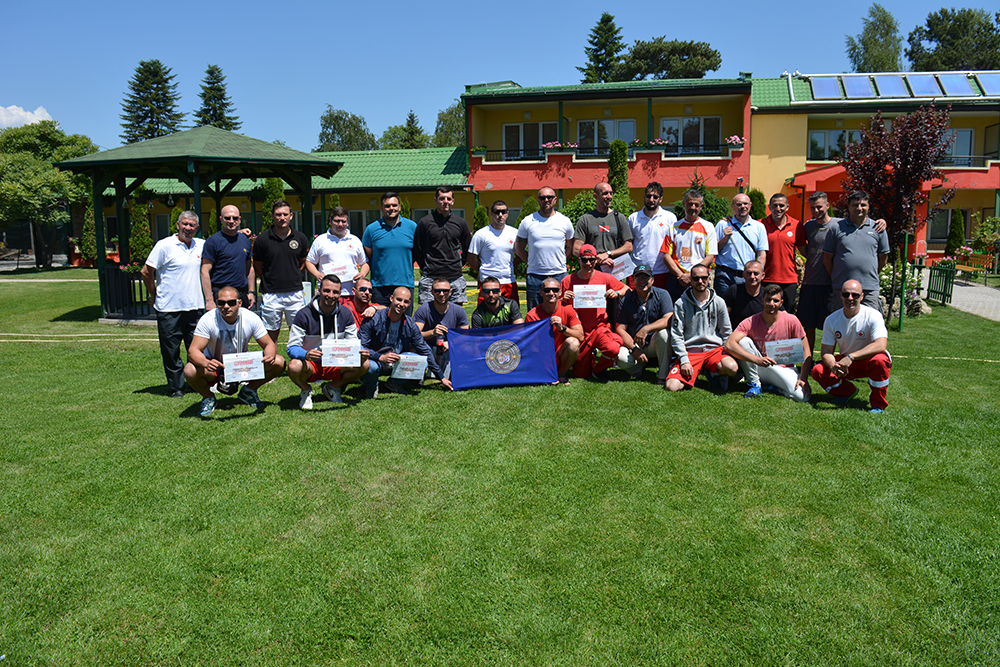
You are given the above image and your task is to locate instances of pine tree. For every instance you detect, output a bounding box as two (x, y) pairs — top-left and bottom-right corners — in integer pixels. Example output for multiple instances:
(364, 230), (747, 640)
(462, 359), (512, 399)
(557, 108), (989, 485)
(747, 188), (767, 220)
(577, 13), (626, 83)
(473, 205), (489, 232)
(127, 197), (153, 264)
(945, 209), (966, 256)
(119, 59), (184, 143)
(82, 196), (97, 262)
(607, 139), (629, 197)
(193, 64), (241, 131)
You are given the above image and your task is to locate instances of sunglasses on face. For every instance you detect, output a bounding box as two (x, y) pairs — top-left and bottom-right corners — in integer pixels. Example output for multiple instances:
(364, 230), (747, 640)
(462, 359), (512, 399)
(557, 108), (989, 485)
(356, 286), (371, 293)
(538, 195), (555, 201)
(432, 289), (451, 294)
(492, 209), (508, 215)
(217, 299), (239, 307)
(481, 288), (501, 294)
(842, 291), (862, 299)
(691, 275), (710, 282)
(222, 216), (241, 221)
(541, 287), (560, 294)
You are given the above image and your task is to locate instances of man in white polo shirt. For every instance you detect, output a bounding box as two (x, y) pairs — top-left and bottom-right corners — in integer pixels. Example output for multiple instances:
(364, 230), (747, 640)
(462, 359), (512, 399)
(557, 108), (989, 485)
(628, 181), (676, 290)
(304, 206), (369, 296)
(141, 210), (206, 398)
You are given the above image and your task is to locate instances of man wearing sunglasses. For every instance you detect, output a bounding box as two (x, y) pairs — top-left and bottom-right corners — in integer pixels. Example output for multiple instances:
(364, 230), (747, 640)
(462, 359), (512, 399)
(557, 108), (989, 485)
(184, 286), (286, 417)
(471, 276), (524, 329)
(414, 277), (470, 377)
(666, 263), (738, 392)
(525, 278), (584, 385)
(468, 200), (519, 304)
(811, 279), (891, 413)
(560, 244), (628, 380)
(515, 187), (575, 311)
(201, 205), (254, 312)
(342, 277), (385, 327)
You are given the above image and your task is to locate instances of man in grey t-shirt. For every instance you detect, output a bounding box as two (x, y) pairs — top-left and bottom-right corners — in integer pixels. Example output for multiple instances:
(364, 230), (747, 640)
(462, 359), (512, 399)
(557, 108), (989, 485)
(823, 190), (889, 315)
(572, 182), (633, 272)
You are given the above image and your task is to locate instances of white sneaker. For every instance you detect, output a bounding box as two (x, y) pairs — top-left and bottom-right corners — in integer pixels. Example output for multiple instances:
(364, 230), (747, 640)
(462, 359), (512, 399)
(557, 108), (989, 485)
(299, 389), (313, 410)
(321, 382), (344, 404)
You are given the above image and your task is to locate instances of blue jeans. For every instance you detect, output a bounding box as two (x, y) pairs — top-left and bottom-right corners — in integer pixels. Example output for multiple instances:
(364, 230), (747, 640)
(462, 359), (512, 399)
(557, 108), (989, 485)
(526, 272), (567, 311)
(713, 266), (743, 297)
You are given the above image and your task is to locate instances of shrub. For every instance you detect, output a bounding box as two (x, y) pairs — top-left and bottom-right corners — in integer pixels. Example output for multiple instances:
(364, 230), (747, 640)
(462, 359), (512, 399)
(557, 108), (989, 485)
(671, 174), (731, 223)
(127, 197), (153, 264)
(400, 198), (412, 220)
(748, 188), (767, 220)
(262, 177), (285, 230)
(514, 195), (538, 227)
(169, 205), (182, 235)
(971, 213), (1000, 256)
(473, 205), (489, 232)
(608, 139), (629, 196)
(81, 197), (97, 261)
(944, 209), (966, 256)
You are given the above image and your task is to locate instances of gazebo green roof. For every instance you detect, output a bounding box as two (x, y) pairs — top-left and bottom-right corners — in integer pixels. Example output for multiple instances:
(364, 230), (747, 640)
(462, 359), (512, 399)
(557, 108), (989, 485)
(56, 124), (342, 178)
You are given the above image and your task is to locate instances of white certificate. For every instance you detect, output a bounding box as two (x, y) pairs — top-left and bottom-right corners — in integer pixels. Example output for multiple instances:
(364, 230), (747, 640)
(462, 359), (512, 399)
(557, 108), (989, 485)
(322, 339), (361, 367)
(608, 254), (636, 280)
(573, 284), (606, 309)
(301, 281), (313, 305)
(223, 351), (264, 381)
(391, 353), (427, 380)
(765, 338), (805, 365)
(321, 261), (355, 282)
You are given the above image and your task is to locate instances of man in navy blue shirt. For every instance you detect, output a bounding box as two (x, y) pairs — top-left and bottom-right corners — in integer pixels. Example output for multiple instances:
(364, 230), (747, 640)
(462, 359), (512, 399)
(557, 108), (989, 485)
(614, 264), (674, 380)
(201, 204), (254, 310)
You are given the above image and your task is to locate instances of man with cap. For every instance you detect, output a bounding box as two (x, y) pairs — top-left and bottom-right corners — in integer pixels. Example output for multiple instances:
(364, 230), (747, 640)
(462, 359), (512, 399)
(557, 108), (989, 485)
(560, 243), (628, 379)
(614, 263), (673, 380)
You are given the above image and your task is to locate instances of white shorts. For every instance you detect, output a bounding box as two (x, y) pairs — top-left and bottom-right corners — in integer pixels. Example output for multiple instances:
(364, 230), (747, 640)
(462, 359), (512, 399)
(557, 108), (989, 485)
(261, 291), (304, 331)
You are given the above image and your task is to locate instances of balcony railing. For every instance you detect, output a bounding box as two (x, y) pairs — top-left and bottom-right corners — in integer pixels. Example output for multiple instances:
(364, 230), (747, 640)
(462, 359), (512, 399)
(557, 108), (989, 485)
(936, 155), (996, 168)
(480, 143), (735, 163)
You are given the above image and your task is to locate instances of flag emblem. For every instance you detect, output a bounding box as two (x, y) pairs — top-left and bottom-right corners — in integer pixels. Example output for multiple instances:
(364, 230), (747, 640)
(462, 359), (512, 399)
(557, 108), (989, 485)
(485, 340), (521, 374)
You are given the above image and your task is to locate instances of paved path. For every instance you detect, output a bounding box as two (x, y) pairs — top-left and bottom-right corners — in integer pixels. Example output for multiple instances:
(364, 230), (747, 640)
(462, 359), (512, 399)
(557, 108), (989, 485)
(909, 269), (1000, 322)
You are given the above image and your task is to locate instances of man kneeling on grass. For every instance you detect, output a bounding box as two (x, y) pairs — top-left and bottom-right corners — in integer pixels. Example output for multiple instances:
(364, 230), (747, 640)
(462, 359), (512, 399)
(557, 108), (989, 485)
(811, 278), (891, 413)
(287, 274), (370, 410)
(724, 283), (811, 400)
(184, 286), (286, 418)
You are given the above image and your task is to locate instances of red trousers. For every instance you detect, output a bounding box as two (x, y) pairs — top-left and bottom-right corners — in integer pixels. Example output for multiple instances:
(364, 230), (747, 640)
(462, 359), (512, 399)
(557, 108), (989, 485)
(811, 352), (891, 409)
(574, 324), (624, 378)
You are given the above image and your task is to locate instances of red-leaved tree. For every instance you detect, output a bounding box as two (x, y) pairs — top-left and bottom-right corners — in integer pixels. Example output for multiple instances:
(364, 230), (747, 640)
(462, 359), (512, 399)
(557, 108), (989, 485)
(839, 104), (956, 311)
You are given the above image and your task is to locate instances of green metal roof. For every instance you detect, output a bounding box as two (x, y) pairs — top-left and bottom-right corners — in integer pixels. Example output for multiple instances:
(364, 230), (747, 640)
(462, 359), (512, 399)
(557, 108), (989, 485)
(101, 146), (469, 196)
(311, 147), (468, 190)
(56, 125), (342, 178)
(463, 78), (751, 102)
(751, 77), (810, 109)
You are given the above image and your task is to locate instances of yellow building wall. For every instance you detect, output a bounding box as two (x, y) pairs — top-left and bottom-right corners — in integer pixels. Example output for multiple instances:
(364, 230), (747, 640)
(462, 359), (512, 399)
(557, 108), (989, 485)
(750, 113), (809, 196)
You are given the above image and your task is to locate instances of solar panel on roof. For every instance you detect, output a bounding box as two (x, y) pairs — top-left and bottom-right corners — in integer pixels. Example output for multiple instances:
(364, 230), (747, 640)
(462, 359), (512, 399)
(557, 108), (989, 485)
(811, 77), (842, 99)
(974, 72), (1000, 96)
(907, 74), (941, 97)
(843, 77), (874, 98)
(873, 75), (908, 97)
(938, 73), (974, 96)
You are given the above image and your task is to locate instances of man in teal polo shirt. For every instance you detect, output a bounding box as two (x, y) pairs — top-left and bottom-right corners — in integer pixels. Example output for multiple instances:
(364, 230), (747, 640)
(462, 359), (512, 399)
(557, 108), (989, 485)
(362, 191), (417, 315)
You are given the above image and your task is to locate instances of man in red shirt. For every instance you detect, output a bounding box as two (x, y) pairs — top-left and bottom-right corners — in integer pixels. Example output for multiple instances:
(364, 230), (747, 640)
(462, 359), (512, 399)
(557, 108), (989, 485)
(560, 244), (628, 379)
(341, 277), (386, 327)
(525, 277), (585, 385)
(761, 193), (802, 314)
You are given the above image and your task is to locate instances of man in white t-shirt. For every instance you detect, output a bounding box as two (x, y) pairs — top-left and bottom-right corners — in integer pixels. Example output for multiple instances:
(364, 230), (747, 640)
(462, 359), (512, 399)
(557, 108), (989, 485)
(627, 181), (676, 290)
(141, 210), (206, 398)
(183, 286), (286, 417)
(811, 279), (891, 412)
(468, 200), (519, 303)
(515, 186), (574, 311)
(304, 206), (369, 296)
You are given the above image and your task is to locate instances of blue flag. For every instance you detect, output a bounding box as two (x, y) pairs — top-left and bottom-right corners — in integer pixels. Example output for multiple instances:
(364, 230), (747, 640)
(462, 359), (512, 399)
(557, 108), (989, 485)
(449, 320), (558, 390)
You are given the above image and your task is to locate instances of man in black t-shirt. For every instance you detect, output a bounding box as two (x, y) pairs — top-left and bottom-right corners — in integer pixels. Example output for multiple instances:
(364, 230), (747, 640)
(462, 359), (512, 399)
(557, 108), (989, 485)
(723, 260), (764, 329)
(471, 276), (524, 328)
(414, 186), (471, 305)
(252, 200), (309, 343)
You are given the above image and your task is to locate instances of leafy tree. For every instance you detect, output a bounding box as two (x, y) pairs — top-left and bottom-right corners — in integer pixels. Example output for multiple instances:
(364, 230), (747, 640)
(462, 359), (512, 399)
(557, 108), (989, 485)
(380, 111), (431, 150)
(261, 177), (285, 230)
(119, 59), (184, 143)
(906, 9), (1000, 71)
(945, 209), (966, 256)
(839, 105), (956, 311)
(608, 139), (629, 197)
(169, 204), (183, 235)
(0, 120), (98, 267)
(747, 188), (767, 220)
(619, 38), (722, 80)
(473, 205), (489, 232)
(433, 99), (466, 148)
(193, 64), (241, 131)
(846, 4), (902, 72)
(127, 191), (154, 264)
(577, 13), (626, 83)
(970, 214), (1000, 256)
(514, 195), (539, 227)
(315, 106), (378, 152)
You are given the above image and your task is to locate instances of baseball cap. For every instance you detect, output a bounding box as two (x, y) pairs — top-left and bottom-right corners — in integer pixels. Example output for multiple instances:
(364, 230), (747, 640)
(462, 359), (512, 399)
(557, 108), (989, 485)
(579, 244), (598, 258)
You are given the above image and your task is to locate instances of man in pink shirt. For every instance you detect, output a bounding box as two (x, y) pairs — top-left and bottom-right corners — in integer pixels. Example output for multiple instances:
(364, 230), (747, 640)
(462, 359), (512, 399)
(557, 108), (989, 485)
(724, 283), (811, 400)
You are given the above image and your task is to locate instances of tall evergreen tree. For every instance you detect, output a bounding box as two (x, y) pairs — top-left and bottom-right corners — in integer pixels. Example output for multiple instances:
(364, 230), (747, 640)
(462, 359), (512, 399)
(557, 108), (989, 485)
(845, 4), (902, 72)
(193, 64), (241, 131)
(379, 111), (431, 150)
(619, 38), (722, 80)
(577, 13), (626, 83)
(119, 59), (184, 143)
(906, 9), (1000, 71)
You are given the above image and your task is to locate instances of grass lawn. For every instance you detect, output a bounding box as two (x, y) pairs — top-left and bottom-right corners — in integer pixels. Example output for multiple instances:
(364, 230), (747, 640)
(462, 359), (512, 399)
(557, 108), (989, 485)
(1, 278), (998, 665)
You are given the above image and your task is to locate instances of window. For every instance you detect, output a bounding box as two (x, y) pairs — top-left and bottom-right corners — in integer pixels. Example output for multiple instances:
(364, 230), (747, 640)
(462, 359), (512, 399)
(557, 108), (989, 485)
(659, 117), (721, 154)
(929, 209), (971, 242)
(349, 209), (381, 237)
(808, 129), (861, 160)
(942, 129), (974, 167)
(503, 122), (557, 160)
(155, 214), (169, 240)
(578, 119), (635, 155)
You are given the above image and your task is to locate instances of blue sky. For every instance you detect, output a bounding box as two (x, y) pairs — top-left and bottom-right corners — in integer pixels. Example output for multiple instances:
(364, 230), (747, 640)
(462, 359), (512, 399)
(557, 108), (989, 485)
(3, 0), (995, 152)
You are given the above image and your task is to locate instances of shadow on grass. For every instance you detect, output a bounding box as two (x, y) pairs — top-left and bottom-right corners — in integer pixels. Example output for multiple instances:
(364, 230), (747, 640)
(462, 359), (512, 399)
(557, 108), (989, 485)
(0, 266), (96, 277)
(134, 385), (180, 398)
(52, 305), (103, 322)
